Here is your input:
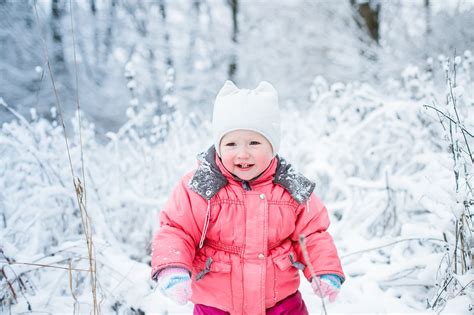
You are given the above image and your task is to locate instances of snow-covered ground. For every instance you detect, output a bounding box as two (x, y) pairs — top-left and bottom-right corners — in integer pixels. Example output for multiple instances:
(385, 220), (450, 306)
(1, 53), (473, 314)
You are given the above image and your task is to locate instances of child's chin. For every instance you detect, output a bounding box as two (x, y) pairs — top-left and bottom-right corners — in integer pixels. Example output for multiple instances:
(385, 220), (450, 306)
(236, 172), (254, 181)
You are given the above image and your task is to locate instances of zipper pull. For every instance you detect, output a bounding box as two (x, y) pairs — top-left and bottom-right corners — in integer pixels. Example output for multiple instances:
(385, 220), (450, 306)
(242, 180), (251, 191)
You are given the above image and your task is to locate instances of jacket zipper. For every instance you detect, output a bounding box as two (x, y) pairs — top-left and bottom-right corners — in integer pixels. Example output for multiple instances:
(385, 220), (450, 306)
(242, 180), (251, 191)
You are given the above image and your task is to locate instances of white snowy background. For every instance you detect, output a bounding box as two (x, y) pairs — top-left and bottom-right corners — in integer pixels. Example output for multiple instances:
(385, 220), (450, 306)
(1, 0), (473, 314)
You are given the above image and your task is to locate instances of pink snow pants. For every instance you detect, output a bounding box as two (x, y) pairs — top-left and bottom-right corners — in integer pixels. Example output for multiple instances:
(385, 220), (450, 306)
(193, 291), (309, 315)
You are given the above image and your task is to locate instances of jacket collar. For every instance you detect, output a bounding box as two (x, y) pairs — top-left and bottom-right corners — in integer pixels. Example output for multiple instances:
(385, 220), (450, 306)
(188, 146), (315, 204)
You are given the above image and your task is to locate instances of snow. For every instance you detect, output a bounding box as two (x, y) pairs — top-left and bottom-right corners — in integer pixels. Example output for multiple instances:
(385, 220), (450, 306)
(1, 1), (474, 314)
(2, 54), (473, 313)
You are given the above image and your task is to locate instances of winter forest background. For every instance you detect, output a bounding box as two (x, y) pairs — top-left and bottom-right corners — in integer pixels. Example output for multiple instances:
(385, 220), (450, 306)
(0, 0), (473, 314)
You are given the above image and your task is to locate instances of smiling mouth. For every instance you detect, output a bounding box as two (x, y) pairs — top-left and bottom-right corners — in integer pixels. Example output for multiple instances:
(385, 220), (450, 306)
(237, 163), (254, 169)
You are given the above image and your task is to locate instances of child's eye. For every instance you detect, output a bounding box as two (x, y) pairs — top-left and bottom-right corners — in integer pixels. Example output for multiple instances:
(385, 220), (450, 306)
(224, 142), (236, 147)
(250, 141), (261, 145)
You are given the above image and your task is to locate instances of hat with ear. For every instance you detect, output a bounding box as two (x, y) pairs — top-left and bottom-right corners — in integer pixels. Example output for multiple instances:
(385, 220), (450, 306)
(212, 80), (281, 157)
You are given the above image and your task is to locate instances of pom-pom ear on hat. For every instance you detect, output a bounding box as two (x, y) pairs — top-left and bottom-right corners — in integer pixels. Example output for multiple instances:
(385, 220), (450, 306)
(216, 80), (240, 97)
(212, 80), (281, 157)
(253, 81), (277, 94)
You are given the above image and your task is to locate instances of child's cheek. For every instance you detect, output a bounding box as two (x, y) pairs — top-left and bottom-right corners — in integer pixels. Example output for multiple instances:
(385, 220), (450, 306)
(221, 155), (234, 170)
(256, 153), (272, 169)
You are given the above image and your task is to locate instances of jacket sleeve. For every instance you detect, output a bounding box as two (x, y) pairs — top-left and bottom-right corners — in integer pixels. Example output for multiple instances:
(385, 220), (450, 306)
(150, 174), (203, 279)
(291, 193), (345, 282)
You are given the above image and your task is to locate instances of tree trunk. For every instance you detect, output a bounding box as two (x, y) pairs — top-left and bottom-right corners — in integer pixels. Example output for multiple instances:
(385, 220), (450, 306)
(75, 2), (97, 84)
(103, 0), (117, 65)
(425, 0), (431, 35)
(186, 0), (200, 71)
(227, 0), (238, 80)
(159, 0), (174, 68)
(350, 0), (380, 44)
(90, 0), (96, 14)
(51, 0), (66, 73)
(90, 0), (100, 68)
(202, 0), (217, 69)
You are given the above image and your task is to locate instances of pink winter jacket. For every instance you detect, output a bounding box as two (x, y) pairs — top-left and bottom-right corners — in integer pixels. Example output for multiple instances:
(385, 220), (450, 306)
(151, 147), (344, 315)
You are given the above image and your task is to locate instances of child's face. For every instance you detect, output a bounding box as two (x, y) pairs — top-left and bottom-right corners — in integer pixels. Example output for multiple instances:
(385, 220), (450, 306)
(219, 130), (273, 181)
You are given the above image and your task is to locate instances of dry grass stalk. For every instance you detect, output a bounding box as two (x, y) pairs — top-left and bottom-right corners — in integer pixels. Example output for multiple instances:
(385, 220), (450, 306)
(33, 1), (99, 313)
(299, 234), (328, 315)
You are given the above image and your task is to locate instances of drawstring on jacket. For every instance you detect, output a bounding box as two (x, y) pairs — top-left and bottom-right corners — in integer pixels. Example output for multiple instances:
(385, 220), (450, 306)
(199, 200), (211, 248)
(198, 179), (251, 249)
(306, 197), (311, 213)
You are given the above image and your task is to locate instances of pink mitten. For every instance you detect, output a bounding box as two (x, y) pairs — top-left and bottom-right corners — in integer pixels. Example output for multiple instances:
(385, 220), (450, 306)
(311, 274), (342, 302)
(156, 267), (192, 305)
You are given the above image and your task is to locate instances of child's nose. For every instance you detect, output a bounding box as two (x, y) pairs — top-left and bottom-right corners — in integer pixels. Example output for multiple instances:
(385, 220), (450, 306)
(236, 146), (250, 158)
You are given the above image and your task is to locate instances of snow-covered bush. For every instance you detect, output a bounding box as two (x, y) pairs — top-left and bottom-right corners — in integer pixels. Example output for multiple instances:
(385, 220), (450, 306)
(280, 51), (473, 313)
(425, 53), (473, 313)
(0, 88), (209, 313)
(1, 50), (473, 313)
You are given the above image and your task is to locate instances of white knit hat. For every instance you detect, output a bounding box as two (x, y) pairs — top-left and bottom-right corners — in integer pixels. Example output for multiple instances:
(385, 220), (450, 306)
(212, 80), (281, 157)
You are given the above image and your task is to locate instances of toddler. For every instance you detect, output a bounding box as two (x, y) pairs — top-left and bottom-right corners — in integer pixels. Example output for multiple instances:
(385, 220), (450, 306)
(151, 81), (345, 314)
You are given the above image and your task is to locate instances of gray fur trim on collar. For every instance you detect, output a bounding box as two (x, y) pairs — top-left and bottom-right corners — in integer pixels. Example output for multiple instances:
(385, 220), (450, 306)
(188, 146), (228, 200)
(188, 146), (315, 204)
(273, 157), (316, 204)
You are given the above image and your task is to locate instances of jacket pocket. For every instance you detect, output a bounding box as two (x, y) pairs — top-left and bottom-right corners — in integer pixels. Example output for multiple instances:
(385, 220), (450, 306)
(273, 253), (293, 271)
(194, 256), (231, 280)
(272, 252), (300, 302)
(192, 256), (233, 309)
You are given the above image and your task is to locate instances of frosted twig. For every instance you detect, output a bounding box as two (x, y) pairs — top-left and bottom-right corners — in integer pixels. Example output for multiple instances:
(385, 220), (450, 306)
(368, 172), (397, 236)
(423, 105), (473, 138)
(0, 260), (90, 273)
(1, 263), (33, 309)
(69, 0), (88, 210)
(68, 259), (79, 315)
(341, 237), (446, 259)
(0, 99), (36, 134)
(1, 268), (17, 303)
(448, 77), (474, 163)
(33, 2), (75, 176)
(299, 235), (328, 315)
(430, 276), (454, 309)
